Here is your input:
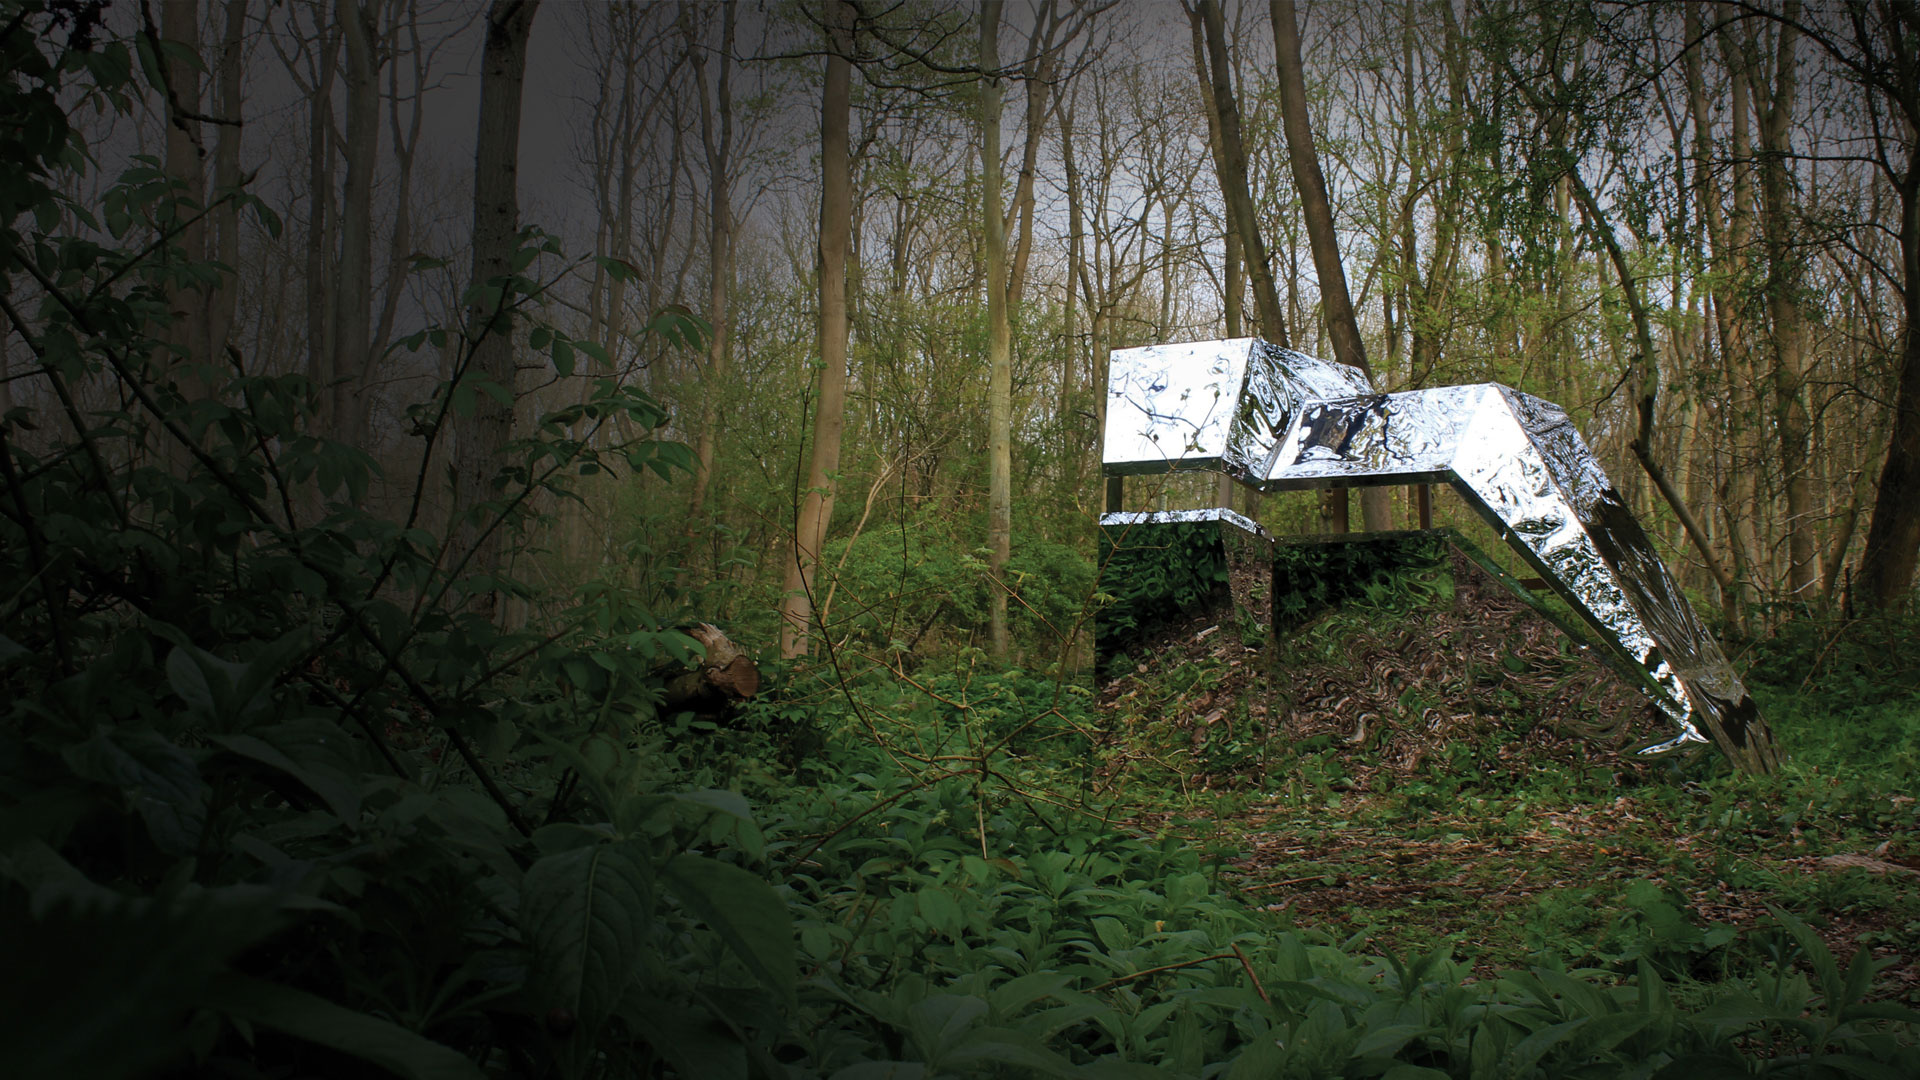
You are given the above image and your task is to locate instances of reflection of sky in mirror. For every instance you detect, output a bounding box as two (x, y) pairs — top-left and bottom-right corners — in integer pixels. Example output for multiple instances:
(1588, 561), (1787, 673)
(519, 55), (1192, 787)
(1103, 340), (1250, 473)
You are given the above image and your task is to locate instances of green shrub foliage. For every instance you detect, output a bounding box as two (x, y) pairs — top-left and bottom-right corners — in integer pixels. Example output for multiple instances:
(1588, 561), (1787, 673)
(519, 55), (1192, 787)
(2, 7), (1916, 1078)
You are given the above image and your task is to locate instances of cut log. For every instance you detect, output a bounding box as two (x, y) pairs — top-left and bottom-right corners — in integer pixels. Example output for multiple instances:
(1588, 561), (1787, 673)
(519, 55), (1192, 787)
(662, 623), (761, 713)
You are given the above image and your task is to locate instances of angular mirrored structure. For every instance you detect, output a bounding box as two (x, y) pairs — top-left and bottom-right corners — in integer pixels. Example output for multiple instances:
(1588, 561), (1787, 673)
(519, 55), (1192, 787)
(1101, 338), (1778, 773)
(1097, 508), (1273, 672)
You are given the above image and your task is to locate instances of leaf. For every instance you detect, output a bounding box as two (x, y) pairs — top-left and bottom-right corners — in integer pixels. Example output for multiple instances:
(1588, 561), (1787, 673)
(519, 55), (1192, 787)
(1802, 1054), (1914, 1080)
(943, 1028), (1082, 1077)
(917, 887), (961, 938)
(623, 994), (747, 1080)
(829, 1065), (926, 1080)
(675, 788), (753, 822)
(1650, 1053), (1771, 1079)
(1354, 1023), (1431, 1059)
(661, 853), (795, 998)
(1091, 916), (1131, 951)
(165, 642), (242, 719)
(1692, 993), (1795, 1026)
(203, 974), (482, 1080)
(988, 972), (1075, 1017)
(907, 993), (989, 1059)
(1840, 1002), (1920, 1024)
(1226, 1034), (1286, 1080)
(206, 721), (362, 823)
(521, 840), (654, 1055)
(63, 727), (208, 856)
(1770, 905), (1843, 1007)
(594, 255), (638, 283)
(1499, 1017), (1588, 1076)
(1077, 1064), (1168, 1080)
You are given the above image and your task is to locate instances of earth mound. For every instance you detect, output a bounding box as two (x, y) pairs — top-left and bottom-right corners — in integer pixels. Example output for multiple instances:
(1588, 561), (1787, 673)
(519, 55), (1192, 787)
(1095, 528), (1669, 792)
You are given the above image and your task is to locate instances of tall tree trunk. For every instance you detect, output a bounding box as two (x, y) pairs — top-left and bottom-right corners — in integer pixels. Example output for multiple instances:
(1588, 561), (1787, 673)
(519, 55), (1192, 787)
(1503, 43), (1739, 610)
(1856, 87), (1920, 605)
(1752, 4), (1816, 601)
(1565, 162), (1738, 610)
(333, 0), (377, 450)
(156, 0), (209, 460)
(1061, 98), (1099, 498)
(1006, 0), (1061, 313)
(1061, 94), (1083, 477)
(295, 17), (341, 433)
(207, 0), (245, 364)
(1184, 4), (1245, 511)
(780, 0), (854, 659)
(374, 0), (427, 364)
(981, 0), (1013, 659)
(1685, 1), (1745, 627)
(1192, 0), (1288, 346)
(686, 2), (734, 535)
(1271, 0), (1389, 532)
(454, 0), (540, 622)
(1717, 8), (1762, 618)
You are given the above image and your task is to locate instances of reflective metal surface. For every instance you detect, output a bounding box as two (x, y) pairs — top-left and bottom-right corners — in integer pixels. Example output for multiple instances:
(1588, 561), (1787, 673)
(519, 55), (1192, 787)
(1101, 339), (1776, 770)
(1104, 338), (1372, 479)
(1099, 508), (1271, 538)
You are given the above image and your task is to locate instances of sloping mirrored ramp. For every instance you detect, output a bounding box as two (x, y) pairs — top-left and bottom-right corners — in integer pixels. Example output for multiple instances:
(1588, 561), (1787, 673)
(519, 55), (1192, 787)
(1101, 338), (1777, 773)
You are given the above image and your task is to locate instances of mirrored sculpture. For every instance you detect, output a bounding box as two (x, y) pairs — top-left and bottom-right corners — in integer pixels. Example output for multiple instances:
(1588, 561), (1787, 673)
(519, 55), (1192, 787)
(1100, 338), (1777, 773)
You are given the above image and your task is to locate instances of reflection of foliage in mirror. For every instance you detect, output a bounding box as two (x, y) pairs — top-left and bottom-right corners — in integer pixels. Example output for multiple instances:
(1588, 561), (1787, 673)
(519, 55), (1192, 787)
(1097, 522), (1230, 662)
(1271, 531), (1448, 633)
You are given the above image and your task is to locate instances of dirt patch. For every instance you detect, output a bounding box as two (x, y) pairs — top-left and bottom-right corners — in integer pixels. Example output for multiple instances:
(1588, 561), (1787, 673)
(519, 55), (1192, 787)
(1097, 543), (1670, 793)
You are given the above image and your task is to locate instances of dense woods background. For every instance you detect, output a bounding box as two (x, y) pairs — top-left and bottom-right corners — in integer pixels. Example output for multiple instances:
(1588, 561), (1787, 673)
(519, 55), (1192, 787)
(5, 0), (1920, 1077)
(8, 0), (1914, 658)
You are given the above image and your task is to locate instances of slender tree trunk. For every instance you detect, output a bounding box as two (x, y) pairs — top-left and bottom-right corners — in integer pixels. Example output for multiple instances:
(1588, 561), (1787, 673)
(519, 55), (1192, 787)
(156, 0), (209, 456)
(1565, 167), (1737, 608)
(686, 2), (734, 534)
(298, 19), (341, 432)
(781, 0), (855, 659)
(1006, 0), (1060, 312)
(454, 0), (540, 622)
(1718, 9), (1762, 617)
(1192, 0), (1288, 346)
(1857, 145), (1920, 607)
(1271, 0), (1389, 532)
(1752, 5), (1816, 601)
(1686, 1), (1744, 627)
(981, 0), (1014, 659)
(374, 0), (426, 363)
(1061, 96), (1082, 470)
(207, 0), (245, 363)
(333, 0), (377, 450)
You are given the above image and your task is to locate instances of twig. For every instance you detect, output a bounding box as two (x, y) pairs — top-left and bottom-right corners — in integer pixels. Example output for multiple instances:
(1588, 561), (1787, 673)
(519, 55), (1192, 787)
(0, 293), (128, 527)
(785, 767), (975, 869)
(1231, 943), (1271, 1006)
(444, 725), (533, 836)
(1243, 874), (1336, 891)
(1092, 952), (1237, 992)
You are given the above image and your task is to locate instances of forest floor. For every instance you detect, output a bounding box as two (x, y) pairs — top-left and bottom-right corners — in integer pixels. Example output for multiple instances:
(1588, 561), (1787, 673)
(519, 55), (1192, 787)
(1092, 547), (1920, 1002)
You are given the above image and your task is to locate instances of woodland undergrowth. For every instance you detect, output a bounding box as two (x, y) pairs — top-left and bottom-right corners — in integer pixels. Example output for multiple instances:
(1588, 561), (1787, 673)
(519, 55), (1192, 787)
(4, 9), (1920, 1079)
